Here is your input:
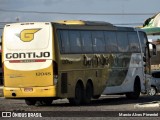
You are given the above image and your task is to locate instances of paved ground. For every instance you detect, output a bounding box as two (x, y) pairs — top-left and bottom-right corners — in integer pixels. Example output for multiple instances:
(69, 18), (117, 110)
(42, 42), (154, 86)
(0, 86), (160, 119)
(0, 93), (160, 119)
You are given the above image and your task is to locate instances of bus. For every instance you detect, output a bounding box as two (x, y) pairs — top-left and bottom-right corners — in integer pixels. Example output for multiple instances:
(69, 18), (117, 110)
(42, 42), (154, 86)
(0, 37), (2, 85)
(2, 20), (156, 105)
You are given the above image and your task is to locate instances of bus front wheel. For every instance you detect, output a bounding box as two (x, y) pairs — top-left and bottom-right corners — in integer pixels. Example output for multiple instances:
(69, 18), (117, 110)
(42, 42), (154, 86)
(125, 79), (141, 99)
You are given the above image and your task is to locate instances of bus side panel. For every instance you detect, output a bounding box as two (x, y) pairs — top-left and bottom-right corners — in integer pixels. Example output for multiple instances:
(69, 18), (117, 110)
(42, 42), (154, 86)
(103, 53), (144, 94)
(57, 54), (110, 98)
(105, 53), (132, 87)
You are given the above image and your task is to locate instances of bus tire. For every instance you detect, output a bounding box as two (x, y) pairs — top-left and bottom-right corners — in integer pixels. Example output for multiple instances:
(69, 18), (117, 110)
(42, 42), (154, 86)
(69, 83), (83, 105)
(125, 79), (141, 99)
(82, 82), (93, 104)
(25, 98), (36, 106)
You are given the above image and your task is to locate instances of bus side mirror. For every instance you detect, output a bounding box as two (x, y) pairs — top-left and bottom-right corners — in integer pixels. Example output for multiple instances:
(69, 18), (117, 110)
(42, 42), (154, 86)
(152, 44), (157, 56)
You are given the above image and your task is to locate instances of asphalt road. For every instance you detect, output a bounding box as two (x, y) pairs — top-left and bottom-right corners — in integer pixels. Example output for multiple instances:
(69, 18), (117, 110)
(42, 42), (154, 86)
(0, 94), (160, 119)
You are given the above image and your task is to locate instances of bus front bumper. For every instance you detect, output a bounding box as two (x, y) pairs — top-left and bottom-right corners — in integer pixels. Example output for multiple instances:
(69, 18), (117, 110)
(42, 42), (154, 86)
(3, 86), (56, 98)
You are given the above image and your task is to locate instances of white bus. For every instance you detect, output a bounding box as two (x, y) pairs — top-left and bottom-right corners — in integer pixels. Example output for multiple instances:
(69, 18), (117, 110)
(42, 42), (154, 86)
(2, 20), (156, 105)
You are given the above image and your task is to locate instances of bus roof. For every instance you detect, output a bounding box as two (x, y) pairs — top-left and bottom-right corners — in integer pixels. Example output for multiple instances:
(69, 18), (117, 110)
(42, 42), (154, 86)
(55, 20), (113, 26)
(4, 20), (138, 32)
(54, 20), (136, 31)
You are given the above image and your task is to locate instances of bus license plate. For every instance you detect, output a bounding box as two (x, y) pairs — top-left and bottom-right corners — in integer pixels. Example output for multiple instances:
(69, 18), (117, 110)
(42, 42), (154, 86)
(24, 88), (33, 92)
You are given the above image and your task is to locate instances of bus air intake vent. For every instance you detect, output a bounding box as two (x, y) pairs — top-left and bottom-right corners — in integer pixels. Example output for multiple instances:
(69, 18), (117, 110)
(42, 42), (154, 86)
(61, 73), (68, 93)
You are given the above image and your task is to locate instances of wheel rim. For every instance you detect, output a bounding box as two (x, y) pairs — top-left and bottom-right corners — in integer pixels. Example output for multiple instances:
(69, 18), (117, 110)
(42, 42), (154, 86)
(148, 87), (156, 96)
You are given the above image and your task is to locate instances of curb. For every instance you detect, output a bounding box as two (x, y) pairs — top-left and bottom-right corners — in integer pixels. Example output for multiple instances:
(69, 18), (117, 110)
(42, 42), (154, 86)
(134, 101), (160, 108)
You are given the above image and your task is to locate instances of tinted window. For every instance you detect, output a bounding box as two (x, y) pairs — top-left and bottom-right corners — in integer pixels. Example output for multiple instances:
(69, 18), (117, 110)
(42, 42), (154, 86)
(117, 32), (129, 52)
(69, 31), (82, 53)
(104, 31), (118, 52)
(92, 31), (105, 52)
(81, 31), (93, 53)
(58, 30), (70, 53)
(128, 32), (140, 52)
(58, 29), (140, 54)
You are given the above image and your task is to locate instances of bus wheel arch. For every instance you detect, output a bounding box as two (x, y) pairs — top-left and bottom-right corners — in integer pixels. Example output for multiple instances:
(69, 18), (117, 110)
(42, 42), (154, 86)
(68, 80), (84, 105)
(125, 76), (141, 99)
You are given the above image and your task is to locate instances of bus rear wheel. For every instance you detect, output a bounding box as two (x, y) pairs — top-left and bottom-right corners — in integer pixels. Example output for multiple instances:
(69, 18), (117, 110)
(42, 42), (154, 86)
(25, 98), (36, 106)
(82, 82), (93, 104)
(69, 83), (83, 105)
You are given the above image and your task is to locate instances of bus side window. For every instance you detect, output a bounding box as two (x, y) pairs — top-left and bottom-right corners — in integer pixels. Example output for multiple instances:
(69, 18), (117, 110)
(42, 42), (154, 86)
(105, 31), (117, 53)
(117, 32), (129, 52)
(69, 30), (82, 53)
(58, 30), (70, 53)
(81, 31), (93, 53)
(128, 32), (140, 52)
(91, 31), (105, 53)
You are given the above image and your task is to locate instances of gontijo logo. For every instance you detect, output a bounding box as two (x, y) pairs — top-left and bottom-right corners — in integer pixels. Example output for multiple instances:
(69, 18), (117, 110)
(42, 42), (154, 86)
(20, 29), (41, 42)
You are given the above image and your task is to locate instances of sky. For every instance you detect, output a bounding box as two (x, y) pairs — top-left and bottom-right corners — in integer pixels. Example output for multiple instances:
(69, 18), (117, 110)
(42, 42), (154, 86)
(0, 0), (160, 35)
